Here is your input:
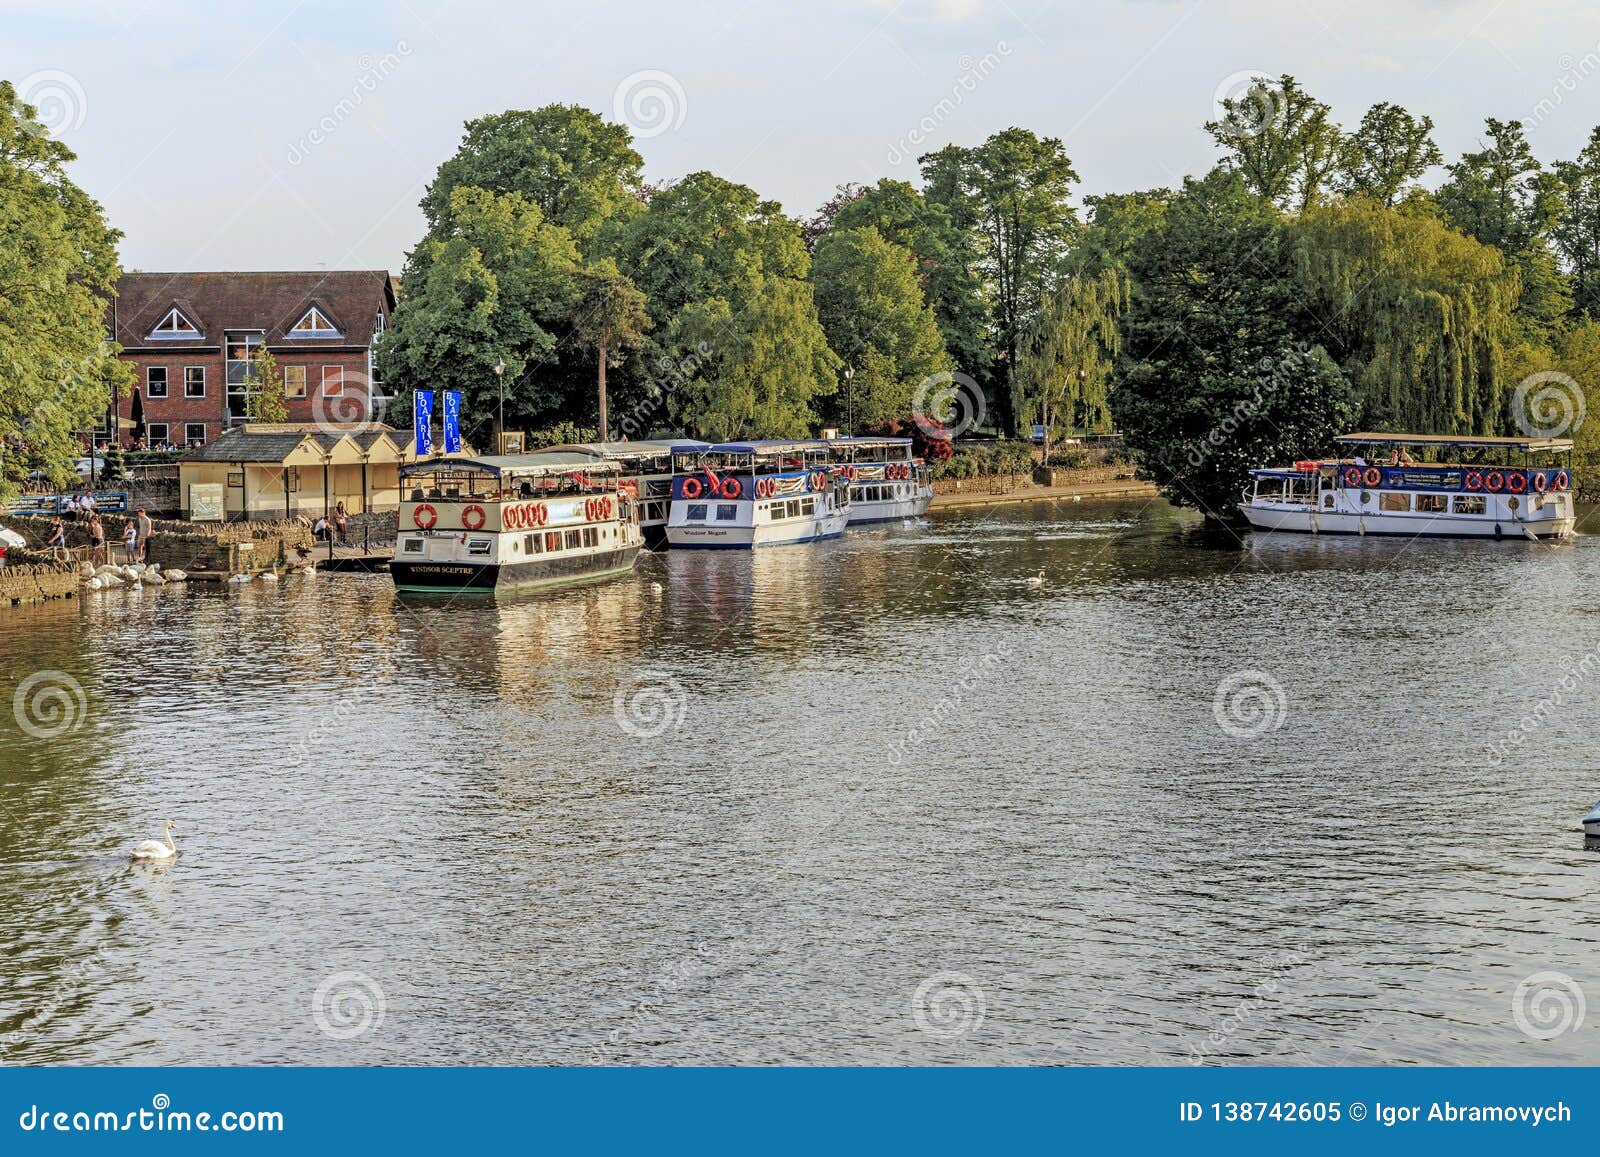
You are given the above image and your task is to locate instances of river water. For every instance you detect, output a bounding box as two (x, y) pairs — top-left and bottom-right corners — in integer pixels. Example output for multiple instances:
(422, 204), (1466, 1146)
(2, 498), (1597, 1066)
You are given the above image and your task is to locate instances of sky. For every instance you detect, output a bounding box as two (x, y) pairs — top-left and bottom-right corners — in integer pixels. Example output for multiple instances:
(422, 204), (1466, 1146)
(5, 0), (1600, 274)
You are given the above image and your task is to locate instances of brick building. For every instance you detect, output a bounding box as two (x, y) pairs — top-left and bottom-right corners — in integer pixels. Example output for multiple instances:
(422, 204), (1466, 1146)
(106, 271), (398, 449)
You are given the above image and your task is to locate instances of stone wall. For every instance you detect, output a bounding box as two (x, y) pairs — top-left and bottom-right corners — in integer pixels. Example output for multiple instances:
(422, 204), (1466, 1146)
(0, 548), (78, 606)
(2, 513), (313, 577)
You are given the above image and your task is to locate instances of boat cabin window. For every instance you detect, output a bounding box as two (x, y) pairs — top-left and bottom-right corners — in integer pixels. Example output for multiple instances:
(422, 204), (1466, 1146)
(544, 531), (562, 553)
(686, 503), (708, 521)
(581, 527), (599, 547)
(715, 504), (737, 522)
(564, 529), (582, 550)
(1415, 493), (1447, 513)
(1379, 492), (1410, 512)
(466, 538), (492, 556)
(524, 533), (541, 554)
(401, 536), (424, 554)
(1453, 495), (1486, 515)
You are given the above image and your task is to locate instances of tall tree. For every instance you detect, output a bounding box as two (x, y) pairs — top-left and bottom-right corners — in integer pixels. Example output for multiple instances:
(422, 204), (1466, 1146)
(420, 104), (645, 253)
(243, 348), (288, 423)
(1112, 169), (1358, 518)
(570, 261), (650, 440)
(1014, 268), (1126, 452)
(1554, 126), (1600, 320)
(1292, 197), (1520, 434)
(1205, 74), (1342, 212)
(378, 186), (580, 439)
(809, 226), (950, 430)
(1336, 102), (1443, 207)
(0, 80), (132, 497)
(921, 129), (1080, 433)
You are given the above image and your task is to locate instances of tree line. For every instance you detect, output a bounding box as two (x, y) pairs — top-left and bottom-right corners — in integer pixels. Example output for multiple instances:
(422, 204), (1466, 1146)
(6, 73), (1600, 514)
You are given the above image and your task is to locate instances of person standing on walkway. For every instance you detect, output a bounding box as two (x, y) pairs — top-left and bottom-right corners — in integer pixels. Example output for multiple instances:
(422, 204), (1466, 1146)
(133, 507), (153, 563)
(120, 521), (137, 561)
(88, 514), (106, 563)
(47, 516), (67, 554)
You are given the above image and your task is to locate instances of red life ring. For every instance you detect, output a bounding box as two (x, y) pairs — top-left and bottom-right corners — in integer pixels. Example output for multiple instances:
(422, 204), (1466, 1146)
(812, 471), (827, 491)
(505, 505), (523, 530)
(1484, 470), (1505, 493)
(584, 498), (596, 521)
(1342, 467), (1363, 488)
(681, 477), (703, 500)
(1531, 472), (1549, 493)
(1363, 467), (1381, 488)
(1554, 470), (1570, 491)
(535, 503), (548, 526)
(603, 497), (614, 518)
(721, 476), (743, 499)
(413, 503), (438, 529)
(461, 504), (486, 531)
(756, 478), (772, 499)
(1506, 471), (1528, 494)
(1464, 471), (1483, 492)
(844, 465), (858, 482)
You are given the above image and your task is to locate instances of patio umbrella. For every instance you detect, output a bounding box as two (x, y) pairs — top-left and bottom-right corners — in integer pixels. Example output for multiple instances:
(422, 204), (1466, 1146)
(129, 388), (145, 443)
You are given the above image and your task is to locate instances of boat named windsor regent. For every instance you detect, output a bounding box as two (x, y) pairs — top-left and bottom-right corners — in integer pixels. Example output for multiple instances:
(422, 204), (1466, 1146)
(827, 436), (933, 523)
(1241, 433), (1577, 540)
(392, 452), (642, 595)
(666, 440), (850, 548)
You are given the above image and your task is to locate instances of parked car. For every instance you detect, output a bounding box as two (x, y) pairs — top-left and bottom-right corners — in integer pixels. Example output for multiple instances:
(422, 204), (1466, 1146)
(72, 455), (106, 479)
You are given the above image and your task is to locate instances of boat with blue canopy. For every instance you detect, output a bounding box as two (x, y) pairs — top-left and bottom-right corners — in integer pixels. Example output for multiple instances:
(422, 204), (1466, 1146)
(541, 439), (709, 548)
(1241, 432), (1577, 540)
(665, 440), (850, 548)
(826, 436), (933, 523)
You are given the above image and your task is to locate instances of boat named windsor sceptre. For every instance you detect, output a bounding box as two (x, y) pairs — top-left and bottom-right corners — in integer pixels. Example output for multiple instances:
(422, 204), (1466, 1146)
(392, 453), (642, 595)
(1241, 433), (1577, 540)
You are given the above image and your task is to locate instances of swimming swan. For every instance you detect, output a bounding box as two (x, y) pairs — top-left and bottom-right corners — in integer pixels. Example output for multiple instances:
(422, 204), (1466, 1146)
(131, 819), (178, 860)
(1024, 569), (1046, 588)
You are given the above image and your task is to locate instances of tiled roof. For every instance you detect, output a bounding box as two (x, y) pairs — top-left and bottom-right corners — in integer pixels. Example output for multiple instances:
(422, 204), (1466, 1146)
(185, 423), (407, 463)
(112, 271), (396, 350)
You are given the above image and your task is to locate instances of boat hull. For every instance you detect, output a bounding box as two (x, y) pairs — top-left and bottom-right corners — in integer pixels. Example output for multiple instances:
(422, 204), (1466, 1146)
(847, 488), (934, 524)
(667, 509), (849, 549)
(392, 546), (640, 596)
(1240, 504), (1576, 539)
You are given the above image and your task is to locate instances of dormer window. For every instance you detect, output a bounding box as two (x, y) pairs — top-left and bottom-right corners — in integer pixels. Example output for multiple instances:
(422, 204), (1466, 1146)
(148, 307), (200, 339)
(289, 306), (341, 338)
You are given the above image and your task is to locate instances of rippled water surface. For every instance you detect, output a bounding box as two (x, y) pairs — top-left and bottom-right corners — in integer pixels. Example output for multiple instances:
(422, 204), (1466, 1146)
(2, 498), (1598, 1066)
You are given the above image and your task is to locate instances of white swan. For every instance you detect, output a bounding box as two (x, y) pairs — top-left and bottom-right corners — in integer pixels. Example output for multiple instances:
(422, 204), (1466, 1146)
(131, 819), (178, 861)
(1024, 569), (1046, 588)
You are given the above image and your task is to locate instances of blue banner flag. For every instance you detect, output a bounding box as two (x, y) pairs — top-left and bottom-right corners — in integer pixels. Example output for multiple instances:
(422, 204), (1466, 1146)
(414, 390), (435, 457)
(443, 390), (462, 454)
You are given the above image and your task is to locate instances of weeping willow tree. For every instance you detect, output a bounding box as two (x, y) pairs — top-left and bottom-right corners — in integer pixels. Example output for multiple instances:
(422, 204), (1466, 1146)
(1291, 198), (1521, 435)
(1014, 267), (1127, 453)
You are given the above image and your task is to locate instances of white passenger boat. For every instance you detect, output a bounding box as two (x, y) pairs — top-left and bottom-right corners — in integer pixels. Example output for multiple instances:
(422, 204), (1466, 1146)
(392, 453), (641, 596)
(827, 436), (933, 523)
(665, 440), (850, 549)
(1241, 433), (1577, 540)
(542, 439), (710, 549)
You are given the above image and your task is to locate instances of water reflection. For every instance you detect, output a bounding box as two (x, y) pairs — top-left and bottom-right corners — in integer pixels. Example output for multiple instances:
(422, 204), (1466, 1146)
(1, 498), (1597, 1065)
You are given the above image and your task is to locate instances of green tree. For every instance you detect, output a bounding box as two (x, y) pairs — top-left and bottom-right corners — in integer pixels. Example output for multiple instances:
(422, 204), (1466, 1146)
(1292, 197), (1521, 434)
(1205, 74), (1342, 211)
(1336, 102), (1443, 206)
(378, 186), (580, 440)
(0, 80), (132, 497)
(1554, 126), (1600, 320)
(829, 178), (990, 375)
(1073, 189), (1171, 275)
(921, 130), (1080, 432)
(243, 347), (288, 423)
(1014, 268), (1126, 452)
(1112, 169), (1359, 518)
(809, 226), (950, 429)
(420, 104), (644, 252)
(570, 261), (650, 440)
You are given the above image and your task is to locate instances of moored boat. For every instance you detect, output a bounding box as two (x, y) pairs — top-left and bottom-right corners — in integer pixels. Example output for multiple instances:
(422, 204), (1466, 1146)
(827, 436), (933, 523)
(392, 453), (642, 596)
(542, 439), (710, 549)
(665, 440), (850, 548)
(1241, 433), (1577, 540)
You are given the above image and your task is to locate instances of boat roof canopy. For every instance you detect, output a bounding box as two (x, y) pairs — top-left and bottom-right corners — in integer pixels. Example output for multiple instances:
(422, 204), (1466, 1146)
(541, 440), (711, 459)
(400, 452), (618, 480)
(1335, 431), (1574, 452)
(831, 436), (913, 448)
(706, 440), (828, 455)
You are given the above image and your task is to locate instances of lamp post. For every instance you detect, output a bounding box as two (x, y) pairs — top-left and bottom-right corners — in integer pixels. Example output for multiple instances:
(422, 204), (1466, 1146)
(493, 358), (506, 453)
(843, 364), (854, 433)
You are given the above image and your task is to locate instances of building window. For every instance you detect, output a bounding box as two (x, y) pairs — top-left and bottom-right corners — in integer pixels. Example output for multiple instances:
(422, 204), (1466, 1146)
(184, 422), (207, 447)
(281, 365), (306, 398)
(322, 366), (343, 396)
(146, 422), (169, 445)
(148, 307), (200, 339)
(226, 332), (263, 426)
(184, 366), (205, 397)
(146, 366), (168, 398)
(290, 306), (341, 338)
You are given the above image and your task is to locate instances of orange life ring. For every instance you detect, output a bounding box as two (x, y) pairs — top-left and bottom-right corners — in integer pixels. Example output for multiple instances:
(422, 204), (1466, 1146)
(721, 476), (743, 499)
(1531, 471), (1549, 493)
(505, 505), (523, 530)
(1464, 471), (1483, 492)
(1342, 467), (1362, 488)
(535, 503), (548, 526)
(681, 477), (703, 500)
(844, 465), (858, 482)
(1554, 470), (1570, 491)
(1484, 470), (1505, 493)
(413, 503), (437, 530)
(1506, 471), (1528, 494)
(461, 504), (486, 531)
(584, 498), (595, 521)
(1363, 467), (1381, 488)
(758, 478), (773, 499)
(812, 471), (827, 491)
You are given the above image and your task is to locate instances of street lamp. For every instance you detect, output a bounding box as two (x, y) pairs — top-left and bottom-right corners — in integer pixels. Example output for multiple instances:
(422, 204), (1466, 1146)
(843, 364), (855, 432)
(493, 358), (506, 453)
